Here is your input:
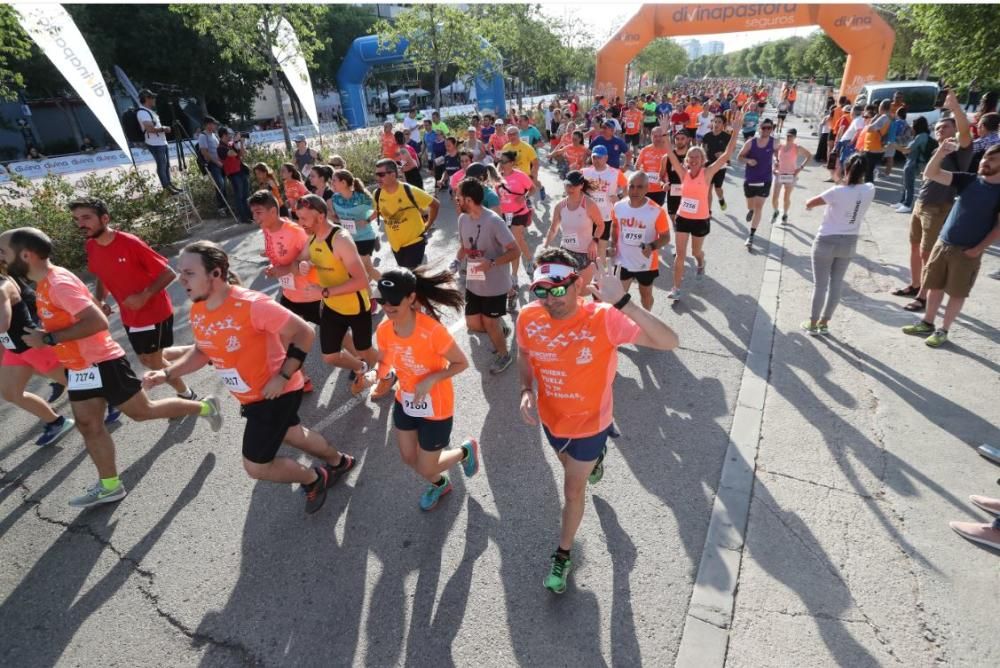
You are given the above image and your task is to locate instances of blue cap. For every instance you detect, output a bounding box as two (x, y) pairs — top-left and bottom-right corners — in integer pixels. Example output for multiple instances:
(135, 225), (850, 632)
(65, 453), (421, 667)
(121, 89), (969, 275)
(591, 144), (609, 157)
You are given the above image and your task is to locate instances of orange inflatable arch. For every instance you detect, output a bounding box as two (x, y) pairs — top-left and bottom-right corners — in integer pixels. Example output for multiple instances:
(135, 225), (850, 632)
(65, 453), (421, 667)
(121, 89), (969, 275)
(595, 3), (894, 102)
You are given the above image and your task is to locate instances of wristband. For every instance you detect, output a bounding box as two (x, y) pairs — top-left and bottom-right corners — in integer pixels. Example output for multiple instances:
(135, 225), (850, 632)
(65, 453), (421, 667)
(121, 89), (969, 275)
(42, 332), (57, 346)
(520, 387), (533, 395)
(613, 293), (632, 310)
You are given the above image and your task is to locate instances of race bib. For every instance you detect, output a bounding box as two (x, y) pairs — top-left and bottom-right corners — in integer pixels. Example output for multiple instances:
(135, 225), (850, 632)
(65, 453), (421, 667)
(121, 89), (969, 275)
(621, 228), (645, 246)
(679, 197), (700, 215)
(504, 212), (514, 225)
(339, 219), (357, 234)
(466, 261), (487, 281)
(562, 233), (579, 248)
(627, 121), (636, 130)
(0, 332), (15, 350)
(434, 156), (445, 166)
(779, 173), (795, 184)
(278, 274), (295, 290)
(670, 184), (683, 197)
(217, 367), (250, 394)
(401, 391), (434, 418)
(645, 171), (660, 184)
(68, 365), (102, 391)
(128, 324), (155, 333)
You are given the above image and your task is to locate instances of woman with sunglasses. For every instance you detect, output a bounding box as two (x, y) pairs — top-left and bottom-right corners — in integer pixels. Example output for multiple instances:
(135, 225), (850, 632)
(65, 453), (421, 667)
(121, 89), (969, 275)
(543, 170), (604, 292)
(497, 150), (537, 311)
(372, 267), (480, 511)
(518, 249), (679, 593)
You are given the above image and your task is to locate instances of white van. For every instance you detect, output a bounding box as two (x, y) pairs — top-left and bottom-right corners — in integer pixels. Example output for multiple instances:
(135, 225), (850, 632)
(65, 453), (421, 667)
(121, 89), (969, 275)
(855, 81), (941, 126)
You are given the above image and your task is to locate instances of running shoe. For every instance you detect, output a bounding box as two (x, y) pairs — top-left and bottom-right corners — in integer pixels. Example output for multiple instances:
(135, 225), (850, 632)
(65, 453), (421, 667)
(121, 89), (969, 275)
(745, 210), (753, 223)
(988, 269), (1000, 280)
(448, 258), (461, 274)
(302, 377), (315, 394)
(817, 323), (830, 336)
(589, 445), (607, 484)
(744, 235), (753, 248)
(719, 198), (727, 212)
(800, 320), (819, 336)
(303, 466), (329, 514)
(925, 329), (948, 348)
(419, 474), (452, 511)
(524, 262), (536, 277)
(895, 204), (913, 214)
(36, 416), (75, 447)
(490, 351), (513, 375)
(323, 454), (356, 487)
(771, 210), (779, 223)
(781, 213), (788, 225)
(696, 260), (706, 280)
(902, 321), (934, 336)
(47, 382), (65, 404)
(105, 405), (122, 425)
(507, 285), (519, 313)
(461, 439), (480, 478)
(201, 396), (223, 432)
(177, 388), (199, 400)
(540, 186), (548, 202)
(667, 288), (682, 300)
(350, 370), (375, 396)
(543, 551), (572, 594)
(69, 481), (127, 508)
(371, 371), (397, 400)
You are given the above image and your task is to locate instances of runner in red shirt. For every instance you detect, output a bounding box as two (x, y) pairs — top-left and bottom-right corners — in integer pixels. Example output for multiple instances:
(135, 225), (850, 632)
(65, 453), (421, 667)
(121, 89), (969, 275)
(517, 251), (679, 593)
(8, 227), (222, 509)
(76, 198), (195, 400)
(145, 240), (355, 515)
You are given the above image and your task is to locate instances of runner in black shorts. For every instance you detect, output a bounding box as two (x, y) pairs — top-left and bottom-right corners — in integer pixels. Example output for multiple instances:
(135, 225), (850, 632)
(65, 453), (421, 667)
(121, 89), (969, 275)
(618, 267), (659, 286)
(126, 314), (175, 355)
(279, 296), (321, 325)
(700, 116), (732, 213)
(393, 238), (427, 269)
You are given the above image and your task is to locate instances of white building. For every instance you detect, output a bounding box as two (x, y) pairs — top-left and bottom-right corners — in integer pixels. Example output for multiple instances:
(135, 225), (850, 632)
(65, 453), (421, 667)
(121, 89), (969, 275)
(680, 39), (701, 61)
(703, 41), (724, 56)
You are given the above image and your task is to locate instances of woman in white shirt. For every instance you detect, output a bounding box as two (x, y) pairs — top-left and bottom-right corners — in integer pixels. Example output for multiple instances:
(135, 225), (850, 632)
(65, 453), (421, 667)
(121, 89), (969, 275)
(801, 154), (875, 335)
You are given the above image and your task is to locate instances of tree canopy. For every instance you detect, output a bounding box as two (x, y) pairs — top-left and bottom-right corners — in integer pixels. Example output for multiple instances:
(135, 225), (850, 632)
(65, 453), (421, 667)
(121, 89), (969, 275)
(632, 39), (688, 86)
(0, 5), (34, 101)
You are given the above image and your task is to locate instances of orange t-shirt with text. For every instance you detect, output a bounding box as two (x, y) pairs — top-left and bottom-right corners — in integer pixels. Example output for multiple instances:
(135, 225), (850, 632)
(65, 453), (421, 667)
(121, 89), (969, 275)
(636, 145), (669, 193)
(563, 144), (589, 171)
(35, 265), (124, 371)
(685, 105), (703, 128)
(190, 286), (304, 404)
(376, 311), (456, 420)
(516, 300), (641, 438)
(382, 132), (398, 159)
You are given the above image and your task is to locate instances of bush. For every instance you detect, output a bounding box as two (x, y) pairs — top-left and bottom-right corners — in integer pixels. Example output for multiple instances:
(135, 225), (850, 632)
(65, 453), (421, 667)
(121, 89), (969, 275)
(0, 169), (186, 273)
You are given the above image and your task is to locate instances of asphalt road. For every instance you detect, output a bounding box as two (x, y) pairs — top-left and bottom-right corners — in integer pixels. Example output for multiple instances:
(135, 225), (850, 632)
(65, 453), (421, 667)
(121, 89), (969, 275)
(1, 116), (998, 667)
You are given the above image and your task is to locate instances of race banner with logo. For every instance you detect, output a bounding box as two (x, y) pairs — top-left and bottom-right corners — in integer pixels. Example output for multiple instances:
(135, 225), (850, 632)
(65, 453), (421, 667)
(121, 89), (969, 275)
(12, 3), (132, 158)
(269, 17), (320, 130)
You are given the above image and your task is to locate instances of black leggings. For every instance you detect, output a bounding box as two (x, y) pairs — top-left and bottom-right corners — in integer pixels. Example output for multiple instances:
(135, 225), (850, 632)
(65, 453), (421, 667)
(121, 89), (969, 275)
(864, 151), (883, 183)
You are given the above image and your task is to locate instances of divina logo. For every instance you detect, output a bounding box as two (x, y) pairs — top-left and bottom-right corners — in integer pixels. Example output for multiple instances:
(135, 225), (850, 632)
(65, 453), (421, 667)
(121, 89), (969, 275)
(672, 4), (798, 23)
(834, 15), (873, 30)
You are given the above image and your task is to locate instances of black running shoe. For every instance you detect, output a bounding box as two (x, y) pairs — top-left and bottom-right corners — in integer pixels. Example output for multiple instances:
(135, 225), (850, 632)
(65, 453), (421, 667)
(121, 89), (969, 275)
(303, 467), (329, 514)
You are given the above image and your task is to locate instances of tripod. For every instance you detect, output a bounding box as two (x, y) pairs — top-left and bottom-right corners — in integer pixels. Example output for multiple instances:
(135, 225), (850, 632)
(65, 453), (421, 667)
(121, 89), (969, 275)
(172, 120), (240, 225)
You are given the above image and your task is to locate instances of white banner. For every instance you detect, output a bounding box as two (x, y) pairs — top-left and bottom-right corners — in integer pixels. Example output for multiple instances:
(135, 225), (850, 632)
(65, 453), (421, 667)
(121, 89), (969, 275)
(12, 4), (132, 158)
(269, 17), (320, 131)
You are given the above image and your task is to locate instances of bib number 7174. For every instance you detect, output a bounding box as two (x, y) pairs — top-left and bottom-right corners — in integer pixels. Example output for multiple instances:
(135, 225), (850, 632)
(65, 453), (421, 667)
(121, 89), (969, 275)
(68, 365), (103, 391)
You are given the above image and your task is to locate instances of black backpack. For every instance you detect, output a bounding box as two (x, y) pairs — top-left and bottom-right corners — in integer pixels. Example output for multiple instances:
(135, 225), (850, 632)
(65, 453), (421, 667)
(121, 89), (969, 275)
(122, 108), (146, 144)
(373, 183), (423, 224)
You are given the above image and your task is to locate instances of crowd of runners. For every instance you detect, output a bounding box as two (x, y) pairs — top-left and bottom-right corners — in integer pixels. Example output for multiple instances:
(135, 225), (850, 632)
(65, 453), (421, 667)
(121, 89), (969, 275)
(2, 77), (999, 591)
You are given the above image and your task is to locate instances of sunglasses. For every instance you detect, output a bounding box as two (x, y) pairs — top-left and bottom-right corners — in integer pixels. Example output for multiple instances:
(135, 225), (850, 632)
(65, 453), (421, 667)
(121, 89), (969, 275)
(373, 296), (403, 306)
(374, 172), (389, 177)
(532, 278), (576, 299)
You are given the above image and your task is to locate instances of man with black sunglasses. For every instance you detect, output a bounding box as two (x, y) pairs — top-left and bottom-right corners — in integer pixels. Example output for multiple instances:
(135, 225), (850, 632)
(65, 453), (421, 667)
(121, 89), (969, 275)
(372, 159), (440, 269)
(517, 249), (679, 593)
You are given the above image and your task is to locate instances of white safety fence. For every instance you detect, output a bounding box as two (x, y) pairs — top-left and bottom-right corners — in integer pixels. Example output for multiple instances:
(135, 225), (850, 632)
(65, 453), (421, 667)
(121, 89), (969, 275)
(769, 83), (835, 132)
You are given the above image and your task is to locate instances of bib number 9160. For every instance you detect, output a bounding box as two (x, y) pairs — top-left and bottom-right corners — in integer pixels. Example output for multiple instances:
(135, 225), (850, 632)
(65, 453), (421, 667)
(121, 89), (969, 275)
(401, 392), (434, 418)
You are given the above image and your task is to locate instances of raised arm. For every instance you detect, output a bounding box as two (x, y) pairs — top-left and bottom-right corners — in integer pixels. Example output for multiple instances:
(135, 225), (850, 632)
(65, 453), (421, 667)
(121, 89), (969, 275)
(923, 138), (958, 186)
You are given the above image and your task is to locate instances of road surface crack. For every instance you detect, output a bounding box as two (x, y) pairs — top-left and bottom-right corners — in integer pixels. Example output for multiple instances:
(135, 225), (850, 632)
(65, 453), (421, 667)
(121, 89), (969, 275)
(0, 466), (262, 666)
(758, 466), (883, 501)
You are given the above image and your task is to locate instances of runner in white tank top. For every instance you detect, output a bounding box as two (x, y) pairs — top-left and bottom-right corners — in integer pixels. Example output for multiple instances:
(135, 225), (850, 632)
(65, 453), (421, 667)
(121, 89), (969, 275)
(771, 128), (812, 225)
(582, 157), (627, 267)
(544, 170), (605, 290)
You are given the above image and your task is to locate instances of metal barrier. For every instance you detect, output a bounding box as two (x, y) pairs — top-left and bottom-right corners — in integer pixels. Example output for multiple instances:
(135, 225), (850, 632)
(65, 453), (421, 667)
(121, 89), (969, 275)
(769, 83), (834, 132)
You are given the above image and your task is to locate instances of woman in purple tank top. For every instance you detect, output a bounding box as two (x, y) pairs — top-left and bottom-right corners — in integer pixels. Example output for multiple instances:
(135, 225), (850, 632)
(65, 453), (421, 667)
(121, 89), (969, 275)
(737, 118), (777, 248)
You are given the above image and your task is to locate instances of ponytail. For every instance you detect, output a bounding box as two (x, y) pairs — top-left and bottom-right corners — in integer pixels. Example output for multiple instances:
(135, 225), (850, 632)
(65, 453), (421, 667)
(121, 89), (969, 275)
(844, 154), (865, 185)
(412, 266), (464, 321)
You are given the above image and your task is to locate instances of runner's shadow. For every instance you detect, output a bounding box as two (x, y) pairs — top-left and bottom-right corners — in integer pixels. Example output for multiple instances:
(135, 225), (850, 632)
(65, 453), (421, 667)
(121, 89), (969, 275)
(593, 496), (642, 667)
(0, 454), (215, 668)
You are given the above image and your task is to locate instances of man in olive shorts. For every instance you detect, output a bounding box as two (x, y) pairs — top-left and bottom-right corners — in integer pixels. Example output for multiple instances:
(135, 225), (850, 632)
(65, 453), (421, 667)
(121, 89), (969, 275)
(896, 92), (973, 312)
(902, 142), (1000, 347)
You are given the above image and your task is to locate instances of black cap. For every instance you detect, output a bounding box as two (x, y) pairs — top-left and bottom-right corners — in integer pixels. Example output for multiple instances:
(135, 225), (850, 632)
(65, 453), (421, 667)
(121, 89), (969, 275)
(372, 269), (416, 305)
(465, 162), (488, 180)
(786, 127), (797, 136)
(564, 170), (586, 186)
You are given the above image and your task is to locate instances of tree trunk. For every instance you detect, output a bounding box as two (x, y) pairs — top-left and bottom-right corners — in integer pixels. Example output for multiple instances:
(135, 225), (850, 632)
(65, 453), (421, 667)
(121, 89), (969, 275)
(433, 63), (441, 113)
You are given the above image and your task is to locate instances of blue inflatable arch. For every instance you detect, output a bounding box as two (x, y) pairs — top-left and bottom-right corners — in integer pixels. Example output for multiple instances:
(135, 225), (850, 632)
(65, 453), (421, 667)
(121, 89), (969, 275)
(336, 35), (506, 129)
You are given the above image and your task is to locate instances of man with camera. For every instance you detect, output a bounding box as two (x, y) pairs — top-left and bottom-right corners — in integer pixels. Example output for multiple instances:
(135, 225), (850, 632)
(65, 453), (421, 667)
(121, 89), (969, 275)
(197, 116), (228, 217)
(137, 89), (180, 195)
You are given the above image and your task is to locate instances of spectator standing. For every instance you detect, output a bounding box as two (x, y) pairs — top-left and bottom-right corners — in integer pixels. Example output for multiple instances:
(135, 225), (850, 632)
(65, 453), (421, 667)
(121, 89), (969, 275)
(197, 116), (227, 217)
(893, 116), (932, 213)
(292, 135), (320, 175)
(137, 89), (179, 194)
(217, 129), (252, 224)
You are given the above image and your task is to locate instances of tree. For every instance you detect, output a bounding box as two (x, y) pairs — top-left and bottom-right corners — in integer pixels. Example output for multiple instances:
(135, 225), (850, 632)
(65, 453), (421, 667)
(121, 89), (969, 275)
(874, 4), (926, 80)
(632, 38), (688, 87)
(903, 5), (1000, 85)
(0, 5), (34, 100)
(309, 4), (379, 91)
(374, 4), (495, 112)
(802, 33), (845, 81)
(172, 4), (328, 151)
(783, 36), (810, 81)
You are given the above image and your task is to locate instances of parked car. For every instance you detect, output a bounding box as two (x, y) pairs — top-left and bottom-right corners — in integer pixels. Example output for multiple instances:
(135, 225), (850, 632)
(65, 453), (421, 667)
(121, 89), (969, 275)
(855, 81), (942, 126)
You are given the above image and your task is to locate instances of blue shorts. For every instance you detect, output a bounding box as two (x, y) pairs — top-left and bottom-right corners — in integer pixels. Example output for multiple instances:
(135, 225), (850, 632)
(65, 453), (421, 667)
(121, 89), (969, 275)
(543, 424), (612, 462)
(838, 140), (856, 162)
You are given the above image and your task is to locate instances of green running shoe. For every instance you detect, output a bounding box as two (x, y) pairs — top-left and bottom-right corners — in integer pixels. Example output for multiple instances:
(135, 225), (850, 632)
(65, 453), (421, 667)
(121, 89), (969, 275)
(461, 439), (480, 478)
(719, 198), (727, 211)
(543, 552), (572, 594)
(925, 329), (948, 348)
(817, 323), (830, 335)
(800, 320), (819, 336)
(419, 474), (452, 511)
(902, 321), (934, 336)
(69, 481), (127, 508)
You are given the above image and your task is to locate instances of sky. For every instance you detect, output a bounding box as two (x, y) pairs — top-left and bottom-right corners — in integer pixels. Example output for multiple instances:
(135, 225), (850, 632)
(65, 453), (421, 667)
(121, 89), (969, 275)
(538, 2), (817, 52)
